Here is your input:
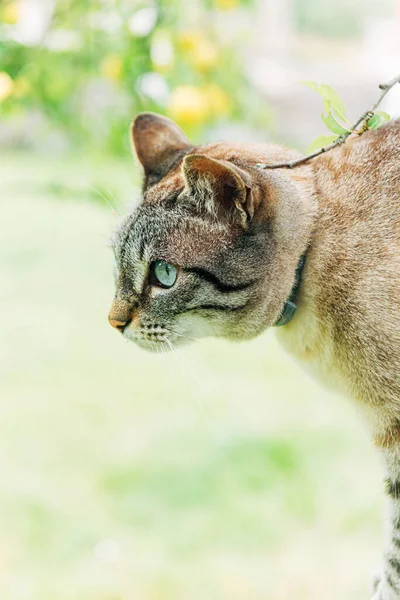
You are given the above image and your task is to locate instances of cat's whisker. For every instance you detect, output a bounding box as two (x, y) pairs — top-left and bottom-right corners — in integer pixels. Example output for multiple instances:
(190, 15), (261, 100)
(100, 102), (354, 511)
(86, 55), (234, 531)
(165, 336), (206, 413)
(165, 338), (226, 457)
(90, 185), (119, 216)
(102, 185), (120, 214)
(165, 337), (192, 382)
(170, 339), (202, 388)
(171, 330), (199, 344)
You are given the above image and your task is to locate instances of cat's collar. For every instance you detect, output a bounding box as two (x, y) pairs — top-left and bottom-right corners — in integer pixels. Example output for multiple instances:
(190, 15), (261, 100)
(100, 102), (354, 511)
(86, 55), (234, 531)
(274, 255), (306, 327)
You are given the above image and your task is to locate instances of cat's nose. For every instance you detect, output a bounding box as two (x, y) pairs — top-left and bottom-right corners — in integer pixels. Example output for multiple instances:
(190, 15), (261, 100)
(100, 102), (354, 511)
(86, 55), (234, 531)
(108, 316), (132, 332)
(108, 297), (136, 332)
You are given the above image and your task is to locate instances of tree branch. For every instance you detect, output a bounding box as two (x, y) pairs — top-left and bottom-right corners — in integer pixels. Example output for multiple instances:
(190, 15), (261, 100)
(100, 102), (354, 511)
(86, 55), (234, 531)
(256, 73), (400, 170)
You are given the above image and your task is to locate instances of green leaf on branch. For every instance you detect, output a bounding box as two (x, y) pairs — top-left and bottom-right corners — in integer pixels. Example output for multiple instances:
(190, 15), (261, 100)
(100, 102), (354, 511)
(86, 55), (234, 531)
(302, 81), (320, 92)
(306, 135), (338, 154)
(367, 111), (391, 130)
(302, 81), (348, 122)
(321, 111), (351, 135)
(319, 84), (347, 118)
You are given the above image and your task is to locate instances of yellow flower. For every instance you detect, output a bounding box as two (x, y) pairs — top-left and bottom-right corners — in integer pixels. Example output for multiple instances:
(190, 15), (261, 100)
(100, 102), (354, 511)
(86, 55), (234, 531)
(3, 1), (20, 24)
(168, 85), (209, 125)
(0, 72), (14, 102)
(179, 31), (219, 72)
(178, 31), (203, 53)
(13, 76), (31, 98)
(190, 39), (218, 72)
(202, 84), (231, 116)
(100, 56), (123, 81)
(215, 0), (239, 9)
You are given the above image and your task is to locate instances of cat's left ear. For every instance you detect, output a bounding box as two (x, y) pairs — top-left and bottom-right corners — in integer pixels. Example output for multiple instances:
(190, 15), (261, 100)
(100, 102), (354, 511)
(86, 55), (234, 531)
(182, 154), (254, 227)
(131, 112), (191, 179)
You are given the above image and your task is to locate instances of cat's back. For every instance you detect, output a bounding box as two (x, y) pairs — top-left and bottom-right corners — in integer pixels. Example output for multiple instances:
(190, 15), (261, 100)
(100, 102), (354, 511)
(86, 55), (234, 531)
(298, 121), (400, 413)
(313, 120), (400, 232)
(311, 120), (400, 279)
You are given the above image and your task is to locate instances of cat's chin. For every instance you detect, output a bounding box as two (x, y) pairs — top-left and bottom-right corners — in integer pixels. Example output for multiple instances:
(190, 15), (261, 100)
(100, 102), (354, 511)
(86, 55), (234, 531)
(123, 332), (190, 353)
(134, 340), (170, 353)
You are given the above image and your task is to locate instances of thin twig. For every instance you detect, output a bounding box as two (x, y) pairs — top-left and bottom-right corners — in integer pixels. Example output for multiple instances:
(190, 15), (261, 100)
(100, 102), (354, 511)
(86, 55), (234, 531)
(256, 73), (400, 170)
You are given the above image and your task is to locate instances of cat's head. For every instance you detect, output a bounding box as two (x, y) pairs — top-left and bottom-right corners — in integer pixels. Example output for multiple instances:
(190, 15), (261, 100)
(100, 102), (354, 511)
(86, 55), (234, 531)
(109, 112), (316, 351)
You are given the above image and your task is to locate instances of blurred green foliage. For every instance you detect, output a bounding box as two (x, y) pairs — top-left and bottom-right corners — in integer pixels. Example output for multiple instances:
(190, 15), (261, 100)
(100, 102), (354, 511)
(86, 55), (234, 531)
(0, 0), (269, 154)
(0, 0), (391, 155)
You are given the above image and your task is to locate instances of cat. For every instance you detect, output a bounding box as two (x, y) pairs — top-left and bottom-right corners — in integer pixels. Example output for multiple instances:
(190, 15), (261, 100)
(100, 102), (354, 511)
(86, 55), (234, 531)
(109, 111), (400, 599)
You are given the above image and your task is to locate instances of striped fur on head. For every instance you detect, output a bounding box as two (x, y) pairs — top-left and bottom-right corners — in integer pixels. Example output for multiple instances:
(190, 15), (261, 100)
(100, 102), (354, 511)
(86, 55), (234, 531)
(109, 112), (316, 351)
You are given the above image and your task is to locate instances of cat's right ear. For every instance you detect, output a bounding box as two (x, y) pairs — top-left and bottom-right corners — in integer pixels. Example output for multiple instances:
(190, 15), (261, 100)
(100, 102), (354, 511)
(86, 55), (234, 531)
(131, 113), (191, 180)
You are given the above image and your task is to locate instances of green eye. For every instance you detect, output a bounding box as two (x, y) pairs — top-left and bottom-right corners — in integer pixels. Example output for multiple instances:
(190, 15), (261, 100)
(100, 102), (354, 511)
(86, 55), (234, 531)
(152, 260), (177, 288)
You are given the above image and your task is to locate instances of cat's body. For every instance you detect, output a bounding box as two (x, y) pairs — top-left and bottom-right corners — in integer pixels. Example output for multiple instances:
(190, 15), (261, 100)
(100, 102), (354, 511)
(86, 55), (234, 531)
(278, 123), (400, 441)
(109, 113), (400, 599)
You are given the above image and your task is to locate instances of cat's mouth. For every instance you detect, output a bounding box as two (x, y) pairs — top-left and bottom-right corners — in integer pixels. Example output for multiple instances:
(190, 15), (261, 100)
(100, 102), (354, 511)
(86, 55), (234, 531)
(122, 325), (188, 353)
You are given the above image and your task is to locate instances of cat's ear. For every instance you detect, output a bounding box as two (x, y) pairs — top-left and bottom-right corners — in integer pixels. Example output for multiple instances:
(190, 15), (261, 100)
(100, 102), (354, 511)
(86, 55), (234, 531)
(182, 154), (254, 227)
(131, 112), (191, 178)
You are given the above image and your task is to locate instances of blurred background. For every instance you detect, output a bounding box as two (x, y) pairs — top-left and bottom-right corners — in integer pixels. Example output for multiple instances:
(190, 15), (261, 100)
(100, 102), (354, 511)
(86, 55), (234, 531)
(1, 1), (400, 599)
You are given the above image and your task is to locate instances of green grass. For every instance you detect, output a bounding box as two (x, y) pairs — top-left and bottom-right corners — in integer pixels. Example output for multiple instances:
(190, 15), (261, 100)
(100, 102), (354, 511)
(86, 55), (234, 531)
(1, 150), (384, 599)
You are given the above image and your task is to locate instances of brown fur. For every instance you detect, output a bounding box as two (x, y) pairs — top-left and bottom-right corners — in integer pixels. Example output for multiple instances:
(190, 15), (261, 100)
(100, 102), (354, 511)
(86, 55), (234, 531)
(281, 123), (400, 445)
(109, 113), (400, 598)
(131, 117), (400, 445)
